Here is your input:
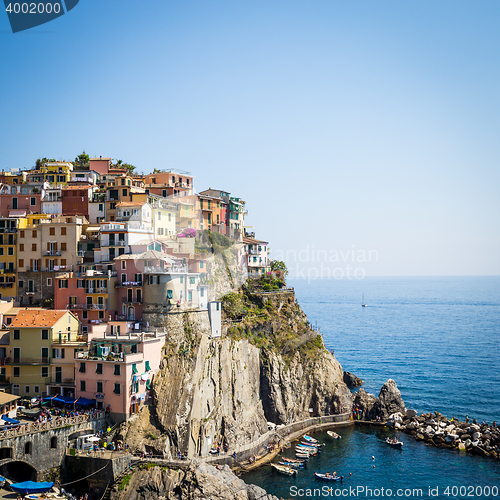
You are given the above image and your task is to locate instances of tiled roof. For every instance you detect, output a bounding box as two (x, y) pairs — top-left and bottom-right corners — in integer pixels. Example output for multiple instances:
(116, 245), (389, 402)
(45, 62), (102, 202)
(10, 309), (69, 328)
(116, 201), (147, 207)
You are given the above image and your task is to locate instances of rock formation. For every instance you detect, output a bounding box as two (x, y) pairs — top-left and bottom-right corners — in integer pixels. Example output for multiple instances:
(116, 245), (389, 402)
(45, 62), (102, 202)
(110, 460), (281, 500)
(343, 371), (363, 388)
(353, 379), (405, 421)
(122, 288), (352, 458)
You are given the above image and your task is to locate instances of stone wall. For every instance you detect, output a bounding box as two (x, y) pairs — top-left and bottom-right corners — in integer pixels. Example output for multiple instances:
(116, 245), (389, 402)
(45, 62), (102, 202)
(0, 417), (107, 478)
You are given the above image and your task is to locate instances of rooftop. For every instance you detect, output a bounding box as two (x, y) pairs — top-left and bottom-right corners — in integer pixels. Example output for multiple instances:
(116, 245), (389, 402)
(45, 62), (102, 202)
(10, 309), (72, 328)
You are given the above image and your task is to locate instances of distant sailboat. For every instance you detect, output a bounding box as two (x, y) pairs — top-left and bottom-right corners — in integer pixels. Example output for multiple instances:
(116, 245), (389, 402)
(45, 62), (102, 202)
(362, 293), (367, 307)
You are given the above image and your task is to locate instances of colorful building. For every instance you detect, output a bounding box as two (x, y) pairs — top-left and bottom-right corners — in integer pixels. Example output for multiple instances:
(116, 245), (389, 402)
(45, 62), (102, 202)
(7, 309), (80, 398)
(75, 325), (165, 421)
(243, 236), (270, 277)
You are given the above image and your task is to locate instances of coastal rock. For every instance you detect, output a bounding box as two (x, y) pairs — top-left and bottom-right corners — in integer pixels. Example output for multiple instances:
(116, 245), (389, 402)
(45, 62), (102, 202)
(473, 432), (481, 441)
(127, 290), (352, 458)
(370, 380), (405, 421)
(353, 389), (377, 419)
(110, 461), (280, 500)
(343, 371), (363, 388)
(405, 409), (418, 418)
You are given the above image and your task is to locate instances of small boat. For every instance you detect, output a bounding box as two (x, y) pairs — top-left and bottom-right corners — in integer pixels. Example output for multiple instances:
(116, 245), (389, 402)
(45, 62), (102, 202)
(299, 441), (321, 448)
(10, 481), (54, 494)
(315, 472), (342, 481)
(296, 445), (319, 453)
(303, 434), (319, 443)
(327, 431), (341, 440)
(295, 448), (318, 457)
(362, 293), (367, 307)
(296, 452), (310, 458)
(281, 456), (307, 463)
(386, 437), (403, 448)
(271, 463), (297, 476)
(278, 461), (305, 469)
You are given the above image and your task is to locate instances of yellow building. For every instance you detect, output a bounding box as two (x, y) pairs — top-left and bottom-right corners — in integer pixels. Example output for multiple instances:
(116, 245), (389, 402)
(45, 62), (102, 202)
(0, 218), (19, 301)
(7, 309), (81, 398)
(40, 162), (74, 186)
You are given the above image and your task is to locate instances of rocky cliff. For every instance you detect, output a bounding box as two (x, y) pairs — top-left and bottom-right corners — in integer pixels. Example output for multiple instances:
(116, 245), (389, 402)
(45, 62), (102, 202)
(110, 461), (280, 500)
(122, 286), (352, 458)
(353, 379), (406, 420)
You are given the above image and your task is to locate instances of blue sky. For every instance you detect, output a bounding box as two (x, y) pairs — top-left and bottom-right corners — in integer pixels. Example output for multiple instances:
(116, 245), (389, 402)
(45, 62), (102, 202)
(1, 0), (499, 276)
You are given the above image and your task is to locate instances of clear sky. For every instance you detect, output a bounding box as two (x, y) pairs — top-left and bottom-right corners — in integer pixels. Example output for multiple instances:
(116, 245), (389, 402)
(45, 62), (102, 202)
(1, 0), (499, 276)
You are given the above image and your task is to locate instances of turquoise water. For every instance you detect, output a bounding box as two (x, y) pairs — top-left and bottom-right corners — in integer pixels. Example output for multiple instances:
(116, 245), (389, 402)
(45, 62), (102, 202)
(244, 277), (500, 498)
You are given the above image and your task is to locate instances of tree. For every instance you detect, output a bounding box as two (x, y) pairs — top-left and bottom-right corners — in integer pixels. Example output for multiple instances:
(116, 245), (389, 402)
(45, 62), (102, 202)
(35, 157), (56, 169)
(73, 152), (89, 168)
(270, 260), (288, 277)
(122, 163), (136, 175)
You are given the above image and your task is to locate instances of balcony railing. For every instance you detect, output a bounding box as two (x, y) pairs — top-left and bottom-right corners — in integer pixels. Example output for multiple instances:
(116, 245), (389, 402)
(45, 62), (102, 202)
(102, 240), (126, 247)
(86, 287), (108, 293)
(115, 281), (142, 287)
(66, 304), (107, 310)
(45, 250), (62, 256)
(144, 265), (187, 274)
(45, 378), (75, 386)
(122, 297), (142, 304)
(0, 228), (16, 233)
(6, 357), (50, 365)
(249, 249), (260, 255)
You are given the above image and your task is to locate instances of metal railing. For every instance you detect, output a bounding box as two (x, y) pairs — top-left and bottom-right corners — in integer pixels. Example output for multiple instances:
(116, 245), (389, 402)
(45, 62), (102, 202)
(45, 377), (75, 386)
(0, 412), (106, 439)
(66, 304), (107, 310)
(45, 250), (62, 256)
(115, 281), (142, 287)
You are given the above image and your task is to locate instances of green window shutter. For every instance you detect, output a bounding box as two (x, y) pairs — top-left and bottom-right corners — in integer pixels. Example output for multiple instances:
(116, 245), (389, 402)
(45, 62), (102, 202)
(146, 379), (151, 390)
(145, 361), (151, 371)
(132, 364), (138, 374)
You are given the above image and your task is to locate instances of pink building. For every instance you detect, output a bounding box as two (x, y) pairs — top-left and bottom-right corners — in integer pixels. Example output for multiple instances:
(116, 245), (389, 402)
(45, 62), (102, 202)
(242, 236), (270, 278)
(113, 255), (144, 322)
(75, 323), (165, 422)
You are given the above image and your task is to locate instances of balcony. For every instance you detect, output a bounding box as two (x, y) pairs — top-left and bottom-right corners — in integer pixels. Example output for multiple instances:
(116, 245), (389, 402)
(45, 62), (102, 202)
(45, 378), (75, 386)
(249, 249), (260, 255)
(45, 250), (62, 256)
(102, 240), (126, 247)
(0, 228), (16, 233)
(7, 357), (50, 365)
(66, 304), (107, 310)
(122, 297), (142, 304)
(144, 265), (187, 274)
(86, 287), (108, 294)
(115, 281), (142, 288)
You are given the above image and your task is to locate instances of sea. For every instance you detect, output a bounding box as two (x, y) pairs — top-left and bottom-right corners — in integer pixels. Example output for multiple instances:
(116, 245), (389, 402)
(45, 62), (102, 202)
(244, 276), (500, 499)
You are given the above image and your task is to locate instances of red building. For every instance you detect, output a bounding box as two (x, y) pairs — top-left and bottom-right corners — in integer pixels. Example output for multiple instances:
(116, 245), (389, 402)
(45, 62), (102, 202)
(61, 186), (92, 217)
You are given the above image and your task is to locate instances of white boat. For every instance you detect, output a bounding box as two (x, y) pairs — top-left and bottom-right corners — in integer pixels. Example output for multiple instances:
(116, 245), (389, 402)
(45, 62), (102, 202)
(327, 431), (341, 439)
(362, 293), (367, 307)
(303, 434), (319, 443)
(271, 463), (297, 476)
(386, 437), (403, 448)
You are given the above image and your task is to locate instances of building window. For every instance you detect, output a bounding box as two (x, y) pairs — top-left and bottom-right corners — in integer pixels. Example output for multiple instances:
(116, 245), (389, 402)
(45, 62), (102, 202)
(41, 367), (48, 378)
(32, 230), (37, 238)
(13, 329), (20, 340)
(80, 380), (86, 392)
(18, 259), (24, 268)
(34, 385), (39, 394)
(7, 247), (13, 256)
(77, 279), (85, 288)
(50, 436), (57, 448)
(79, 362), (86, 373)
(31, 244), (37, 252)
(98, 204), (103, 212)
(41, 329), (49, 340)
(121, 261), (126, 270)
(13, 367), (20, 377)
(59, 280), (68, 288)
(50, 227), (55, 236)
(189, 277), (195, 284)
(61, 242), (67, 251)
(30, 197), (36, 206)
(24, 385), (30, 394)
(113, 383), (121, 394)
(188, 291), (192, 301)
(96, 363), (103, 374)
(19, 244), (24, 252)
(24, 442), (32, 455)
(47, 278), (52, 286)
(61, 227), (66, 235)
(97, 381), (103, 393)
(114, 365), (120, 376)
(20, 230), (24, 238)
